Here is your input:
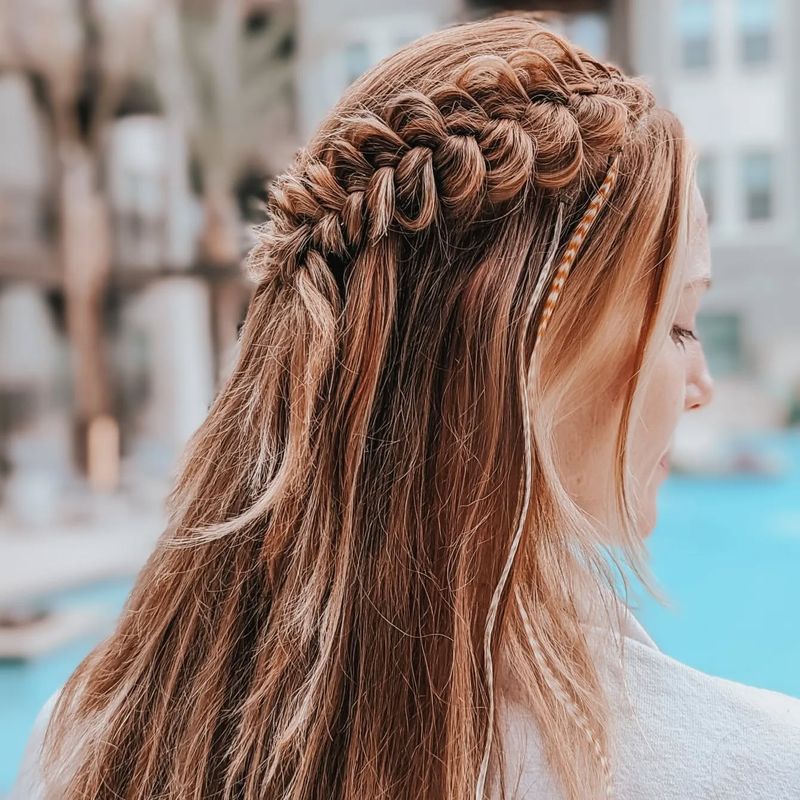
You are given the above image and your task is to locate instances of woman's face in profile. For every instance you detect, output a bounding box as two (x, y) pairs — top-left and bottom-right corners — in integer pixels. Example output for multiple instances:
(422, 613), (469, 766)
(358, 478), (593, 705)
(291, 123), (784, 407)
(557, 182), (715, 541)
(631, 182), (715, 536)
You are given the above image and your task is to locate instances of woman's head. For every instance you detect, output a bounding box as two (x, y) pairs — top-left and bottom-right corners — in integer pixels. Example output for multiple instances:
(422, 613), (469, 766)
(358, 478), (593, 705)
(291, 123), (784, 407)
(555, 181), (714, 543)
(249, 13), (701, 547)
(42, 14), (704, 800)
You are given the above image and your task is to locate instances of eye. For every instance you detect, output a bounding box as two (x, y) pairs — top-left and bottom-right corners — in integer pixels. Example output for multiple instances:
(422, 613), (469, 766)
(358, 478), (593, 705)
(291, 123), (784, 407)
(671, 324), (698, 349)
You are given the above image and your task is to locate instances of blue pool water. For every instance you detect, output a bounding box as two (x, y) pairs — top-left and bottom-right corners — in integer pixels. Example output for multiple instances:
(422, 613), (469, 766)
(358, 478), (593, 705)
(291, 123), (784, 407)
(637, 428), (800, 697)
(2, 429), (799, 792)
(0, 580), (134, 794)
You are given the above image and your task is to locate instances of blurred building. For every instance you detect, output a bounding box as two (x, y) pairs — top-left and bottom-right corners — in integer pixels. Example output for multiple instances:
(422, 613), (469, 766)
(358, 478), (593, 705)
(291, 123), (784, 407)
(629, 0), (800, 421)
(2, 0), (797, 510)
(295, 0), (461, 140)
(0, 1), (298, 654)
(0, 1), (297, 511)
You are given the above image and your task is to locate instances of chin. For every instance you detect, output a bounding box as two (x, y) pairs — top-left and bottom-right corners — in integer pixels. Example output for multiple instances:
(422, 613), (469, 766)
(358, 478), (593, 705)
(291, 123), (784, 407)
(636, 467), (667, 538)
(641, 502), (658, 539)
(636, 494), (659, 539)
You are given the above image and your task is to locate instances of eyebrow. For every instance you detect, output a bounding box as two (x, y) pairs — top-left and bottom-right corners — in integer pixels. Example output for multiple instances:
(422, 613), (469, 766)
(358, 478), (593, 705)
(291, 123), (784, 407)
(685, 276), (712, 291)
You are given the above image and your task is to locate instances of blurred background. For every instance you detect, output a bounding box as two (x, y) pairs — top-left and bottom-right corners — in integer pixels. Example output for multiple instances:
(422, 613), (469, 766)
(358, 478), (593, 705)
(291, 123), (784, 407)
(0, 0), (799, 793)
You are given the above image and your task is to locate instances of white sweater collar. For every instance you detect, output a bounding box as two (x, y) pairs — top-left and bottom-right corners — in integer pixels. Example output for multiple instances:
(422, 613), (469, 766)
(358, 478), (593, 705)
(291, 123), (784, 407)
(576, 583), (661, 651)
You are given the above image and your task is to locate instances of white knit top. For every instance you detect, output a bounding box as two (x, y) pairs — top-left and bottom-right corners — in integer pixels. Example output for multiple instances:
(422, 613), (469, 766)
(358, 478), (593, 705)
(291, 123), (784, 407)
(490, 597), (800, 798)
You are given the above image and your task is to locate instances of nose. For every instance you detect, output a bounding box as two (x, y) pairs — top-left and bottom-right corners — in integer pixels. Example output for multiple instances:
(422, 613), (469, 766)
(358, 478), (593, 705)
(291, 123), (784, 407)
(685, 360), (715, 411)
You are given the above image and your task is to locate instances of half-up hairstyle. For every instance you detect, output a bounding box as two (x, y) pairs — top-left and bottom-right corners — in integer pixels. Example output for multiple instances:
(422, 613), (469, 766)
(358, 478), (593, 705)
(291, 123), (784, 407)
(40, 14), (691, 800)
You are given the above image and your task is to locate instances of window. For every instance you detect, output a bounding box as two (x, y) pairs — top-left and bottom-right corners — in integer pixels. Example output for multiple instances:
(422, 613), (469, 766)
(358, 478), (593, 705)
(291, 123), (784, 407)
(742, 150), (775, 221)
(344, 41), (372, 85)
(678, 0), (713, 70)
(697, 313), (745, 377)
(739, 0), (775, 66)
(695, 153), (716, 223)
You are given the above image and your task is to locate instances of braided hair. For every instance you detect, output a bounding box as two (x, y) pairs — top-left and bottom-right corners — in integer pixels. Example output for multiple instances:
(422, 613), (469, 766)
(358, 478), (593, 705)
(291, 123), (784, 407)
(242, 38), (649, 799)
(247, 37), (651, 291)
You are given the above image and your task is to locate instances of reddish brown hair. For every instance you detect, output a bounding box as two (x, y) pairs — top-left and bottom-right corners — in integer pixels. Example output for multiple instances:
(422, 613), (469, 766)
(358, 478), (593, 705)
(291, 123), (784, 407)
(41, 14), (690, 800)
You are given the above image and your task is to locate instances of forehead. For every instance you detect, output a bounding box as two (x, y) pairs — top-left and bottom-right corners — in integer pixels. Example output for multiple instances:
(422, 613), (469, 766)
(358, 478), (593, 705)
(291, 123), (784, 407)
(685, 182), (712, 285)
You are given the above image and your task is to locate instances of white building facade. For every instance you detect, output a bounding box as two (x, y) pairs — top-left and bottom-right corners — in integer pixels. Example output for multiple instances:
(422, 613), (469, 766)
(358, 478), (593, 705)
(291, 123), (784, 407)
(630, 0), (800, 411)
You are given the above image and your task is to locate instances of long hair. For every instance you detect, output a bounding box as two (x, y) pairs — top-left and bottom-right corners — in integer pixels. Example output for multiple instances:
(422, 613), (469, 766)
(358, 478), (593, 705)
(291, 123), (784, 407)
(41, 15), (692, 800)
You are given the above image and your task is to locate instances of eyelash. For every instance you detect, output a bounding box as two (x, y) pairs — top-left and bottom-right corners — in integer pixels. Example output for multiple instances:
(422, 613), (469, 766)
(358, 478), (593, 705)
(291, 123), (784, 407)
(671, 324), (698, 348)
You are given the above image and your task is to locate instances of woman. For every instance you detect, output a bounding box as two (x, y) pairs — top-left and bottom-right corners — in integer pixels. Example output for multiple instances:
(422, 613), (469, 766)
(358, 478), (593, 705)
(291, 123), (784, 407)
(12, 14), (800, 800)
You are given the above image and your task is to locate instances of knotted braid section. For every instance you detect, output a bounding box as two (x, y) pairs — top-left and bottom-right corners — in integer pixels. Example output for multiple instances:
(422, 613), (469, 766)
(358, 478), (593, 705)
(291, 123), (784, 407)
(247, 45), (652, 285)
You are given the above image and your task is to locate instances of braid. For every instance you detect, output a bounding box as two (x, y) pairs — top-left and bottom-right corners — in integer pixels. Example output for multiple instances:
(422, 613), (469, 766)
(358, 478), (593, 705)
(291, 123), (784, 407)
(246, 46), (650, 287)
(535, 152), (621, 343)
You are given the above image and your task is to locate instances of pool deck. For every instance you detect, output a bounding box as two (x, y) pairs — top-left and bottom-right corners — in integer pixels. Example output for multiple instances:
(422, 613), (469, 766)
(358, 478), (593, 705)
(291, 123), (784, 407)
(0, 511), (164, 608)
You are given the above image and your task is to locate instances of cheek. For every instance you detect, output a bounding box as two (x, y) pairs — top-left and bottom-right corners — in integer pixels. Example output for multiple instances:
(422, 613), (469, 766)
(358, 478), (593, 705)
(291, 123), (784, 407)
(638, 342), (686, 458)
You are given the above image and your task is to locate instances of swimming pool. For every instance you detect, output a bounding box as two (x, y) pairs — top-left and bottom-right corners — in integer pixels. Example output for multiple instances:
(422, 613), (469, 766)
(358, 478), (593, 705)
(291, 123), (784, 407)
(2, 428), (799, 793)
(638, 428), (800, 698)
(0, 579), (133, 794)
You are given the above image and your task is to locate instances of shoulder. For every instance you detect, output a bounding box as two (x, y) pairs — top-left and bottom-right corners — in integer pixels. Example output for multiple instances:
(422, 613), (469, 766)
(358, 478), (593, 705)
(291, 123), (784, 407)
(492, 693), (566, 799)
(604, 633), (800, 798)
(8, 688), (62, 800)
(495, 628), (800, 800)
